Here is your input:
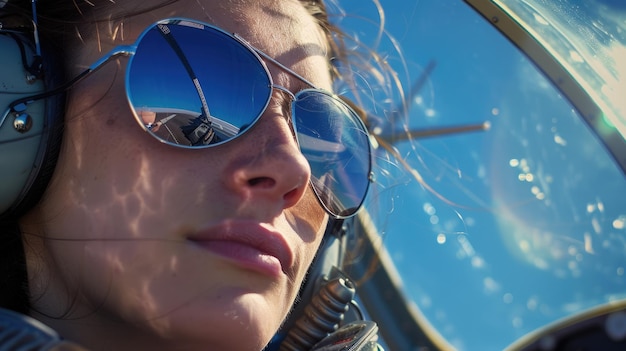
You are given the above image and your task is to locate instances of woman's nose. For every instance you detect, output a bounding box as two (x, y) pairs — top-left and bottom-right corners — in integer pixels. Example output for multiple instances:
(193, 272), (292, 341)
(221, 110), (311, 213)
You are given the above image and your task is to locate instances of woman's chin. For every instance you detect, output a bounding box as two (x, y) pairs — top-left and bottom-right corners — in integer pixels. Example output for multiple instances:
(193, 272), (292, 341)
(147, 292), (283, 351)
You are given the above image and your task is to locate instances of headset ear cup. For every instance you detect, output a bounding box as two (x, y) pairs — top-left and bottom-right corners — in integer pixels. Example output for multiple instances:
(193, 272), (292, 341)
(0, 38), (65, 221)
(14, 42), (66, 217)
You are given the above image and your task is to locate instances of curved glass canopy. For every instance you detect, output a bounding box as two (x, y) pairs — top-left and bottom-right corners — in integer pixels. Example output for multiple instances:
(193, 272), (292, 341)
(337, 0), (626, 350)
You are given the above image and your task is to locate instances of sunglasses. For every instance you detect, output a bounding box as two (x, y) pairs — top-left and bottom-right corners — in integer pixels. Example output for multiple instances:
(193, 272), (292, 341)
(2, 18), (372, 218)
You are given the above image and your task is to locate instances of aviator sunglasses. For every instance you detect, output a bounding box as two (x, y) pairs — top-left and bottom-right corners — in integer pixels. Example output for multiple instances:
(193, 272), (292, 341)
(2, 18), (372, 218)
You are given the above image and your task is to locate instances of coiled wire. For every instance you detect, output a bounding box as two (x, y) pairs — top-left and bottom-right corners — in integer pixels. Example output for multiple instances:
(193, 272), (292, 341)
(280, 277), (356, 351)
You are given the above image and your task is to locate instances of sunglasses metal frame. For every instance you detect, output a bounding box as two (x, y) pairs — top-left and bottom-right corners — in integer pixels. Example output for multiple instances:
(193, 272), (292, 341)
(1, 17), (372, 218)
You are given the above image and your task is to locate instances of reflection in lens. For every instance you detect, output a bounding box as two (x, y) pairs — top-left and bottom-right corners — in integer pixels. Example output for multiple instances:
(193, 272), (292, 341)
(126, 20), (271, 147)
(125, 21), (372, 217)
(294, 90), (371, 218)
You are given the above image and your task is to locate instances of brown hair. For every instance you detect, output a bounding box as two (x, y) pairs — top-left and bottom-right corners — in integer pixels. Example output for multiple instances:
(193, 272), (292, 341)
(0, 0), (380, 314)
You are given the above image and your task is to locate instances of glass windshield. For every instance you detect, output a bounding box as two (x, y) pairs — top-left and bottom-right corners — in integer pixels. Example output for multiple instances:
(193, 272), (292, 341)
(496, 0), (626, 140)
(338, 0), (626, 350)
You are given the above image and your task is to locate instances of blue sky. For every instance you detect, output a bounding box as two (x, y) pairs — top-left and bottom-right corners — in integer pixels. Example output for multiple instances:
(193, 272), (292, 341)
(337, 1), (626, 350)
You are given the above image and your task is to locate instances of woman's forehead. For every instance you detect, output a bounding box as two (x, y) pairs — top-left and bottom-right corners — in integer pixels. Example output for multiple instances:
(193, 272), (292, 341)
(97, 0), (324, 52)
(125, 0), (332, 89)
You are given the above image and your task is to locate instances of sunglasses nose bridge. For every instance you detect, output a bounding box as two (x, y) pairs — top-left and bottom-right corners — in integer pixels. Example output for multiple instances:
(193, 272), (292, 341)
(271, 85), (296, 100)
(269, 84), (298, 134)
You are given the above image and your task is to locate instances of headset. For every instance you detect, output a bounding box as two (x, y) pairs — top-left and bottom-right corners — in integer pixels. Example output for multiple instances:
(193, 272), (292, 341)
(0, 0), (65, 222)
(0, 2), (379, 350)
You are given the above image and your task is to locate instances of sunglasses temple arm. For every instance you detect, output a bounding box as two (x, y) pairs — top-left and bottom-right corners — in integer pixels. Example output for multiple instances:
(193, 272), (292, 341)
(234, 33), (319, 90)
(1, 46), (135, 128)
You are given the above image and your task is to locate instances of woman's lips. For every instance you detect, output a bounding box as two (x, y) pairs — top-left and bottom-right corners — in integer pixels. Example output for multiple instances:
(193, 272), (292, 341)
(187, 220), (294, 277)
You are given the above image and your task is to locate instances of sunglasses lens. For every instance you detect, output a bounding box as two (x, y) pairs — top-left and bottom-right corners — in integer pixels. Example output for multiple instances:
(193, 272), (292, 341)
(126, 21), (271, 147)
(294, 90), (371, 218)
(125, 20), (370, 217)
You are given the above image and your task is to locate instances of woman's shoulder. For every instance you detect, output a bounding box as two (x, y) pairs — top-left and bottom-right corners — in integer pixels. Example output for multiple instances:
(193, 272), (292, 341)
(0, 308), (87, 351)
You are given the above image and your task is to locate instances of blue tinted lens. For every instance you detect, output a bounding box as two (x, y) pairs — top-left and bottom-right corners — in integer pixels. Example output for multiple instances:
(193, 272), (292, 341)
(294, 90), (371, 218)
(126, 20), (271, 147)
(126, 20), (370, 218)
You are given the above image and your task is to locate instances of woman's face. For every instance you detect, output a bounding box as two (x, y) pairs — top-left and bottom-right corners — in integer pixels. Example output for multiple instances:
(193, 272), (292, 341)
(21, 1), (330, 350)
